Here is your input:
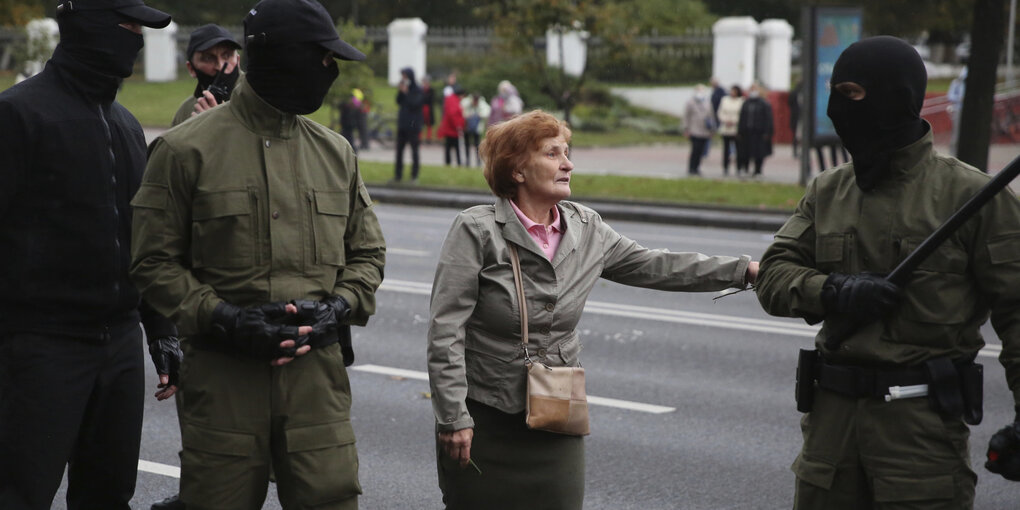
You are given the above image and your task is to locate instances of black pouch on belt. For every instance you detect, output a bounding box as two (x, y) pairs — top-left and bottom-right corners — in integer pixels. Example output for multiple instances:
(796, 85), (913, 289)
(796, 349), (818, 413)
(924, 357), (964, 419)
(959, 362), (983, 425)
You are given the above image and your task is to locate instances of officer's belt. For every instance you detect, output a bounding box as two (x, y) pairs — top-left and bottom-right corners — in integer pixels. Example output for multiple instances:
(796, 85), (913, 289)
(816, 362), (928, 399)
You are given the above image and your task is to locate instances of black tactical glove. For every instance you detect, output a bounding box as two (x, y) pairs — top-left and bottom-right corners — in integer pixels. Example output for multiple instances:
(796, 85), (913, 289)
(209, 301), (303, 360)
(986, 412), (1020, 482)
(821, 272), (902, 321)
(147, 335), (182, 387)
(290, 296), (351, 341)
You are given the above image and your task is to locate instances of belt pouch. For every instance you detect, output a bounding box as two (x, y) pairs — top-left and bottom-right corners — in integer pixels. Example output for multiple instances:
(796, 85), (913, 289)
(338, 325), (354, 367)
(924, 357), (964, 419)
(959, 362), (983, 425)
(796, 349), (818, 413)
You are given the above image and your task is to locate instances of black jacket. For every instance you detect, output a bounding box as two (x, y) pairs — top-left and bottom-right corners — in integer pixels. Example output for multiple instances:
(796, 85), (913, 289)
(0, 46), (175, 340)
(396, 68), (424, 132)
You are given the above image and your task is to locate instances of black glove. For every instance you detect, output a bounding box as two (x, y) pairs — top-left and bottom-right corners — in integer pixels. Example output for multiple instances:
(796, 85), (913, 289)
(986, 414), (1020, 482)
(148, 336), (182, 387)
(821, 272), (902, 321)
(290, 295), (351, 343)
(209, 301), (303, 360)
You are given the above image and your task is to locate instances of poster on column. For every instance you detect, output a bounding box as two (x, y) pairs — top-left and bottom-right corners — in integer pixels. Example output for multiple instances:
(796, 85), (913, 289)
(804, 7), (862, 145)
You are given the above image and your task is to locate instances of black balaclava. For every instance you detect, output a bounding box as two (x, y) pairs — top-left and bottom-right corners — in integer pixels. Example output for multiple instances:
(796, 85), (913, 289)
(192, 61), (240, 100)
(246, 41), (338, 115)
(827, 36), (929, 191)
(57, 9), (143, 78)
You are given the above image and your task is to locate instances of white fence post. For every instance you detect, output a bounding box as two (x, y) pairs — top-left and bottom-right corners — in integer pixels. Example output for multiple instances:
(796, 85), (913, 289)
(387, 18), (428, 86)
(143, 21), (177, 82)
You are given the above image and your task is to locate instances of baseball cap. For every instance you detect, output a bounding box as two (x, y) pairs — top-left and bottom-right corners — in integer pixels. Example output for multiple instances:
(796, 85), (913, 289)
(187, 24), (242, 59)
(56, 0), (172, 29)
(244, 0), (365, 61)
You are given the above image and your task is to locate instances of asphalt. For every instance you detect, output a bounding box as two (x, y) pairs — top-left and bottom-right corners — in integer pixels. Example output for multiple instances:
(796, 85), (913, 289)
(142, 127), (1020, 232)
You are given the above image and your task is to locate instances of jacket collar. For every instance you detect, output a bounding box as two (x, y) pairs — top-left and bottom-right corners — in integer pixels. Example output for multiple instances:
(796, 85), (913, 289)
(496, 198), (581, 269)
(229, 76), (298, 139)
(884, 122), (935, 183)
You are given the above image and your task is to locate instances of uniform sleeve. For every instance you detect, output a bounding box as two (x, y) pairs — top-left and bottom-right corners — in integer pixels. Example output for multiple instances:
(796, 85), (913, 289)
(597, 212), (750, 291)
(755, 178), (828, 324)
(333, 162), (386, 326)
(971, 190), (1020, 409)
(0, 101), (27, 219)
(129, 138), (224, 335)
(427, 213), (483, 432)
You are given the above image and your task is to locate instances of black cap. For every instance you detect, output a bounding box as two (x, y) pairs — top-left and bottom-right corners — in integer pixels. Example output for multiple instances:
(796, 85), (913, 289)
(243, 0), (365, 61)
(56, 0), (172, 29)
(187, 24), (241, 59)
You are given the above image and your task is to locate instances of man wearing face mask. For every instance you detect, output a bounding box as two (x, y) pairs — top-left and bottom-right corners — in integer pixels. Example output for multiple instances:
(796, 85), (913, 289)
(130, 1), (385, 508)
(0, 1), (180, 509)
(756, 36), (1020, 509)
(171, 24), (242, 127)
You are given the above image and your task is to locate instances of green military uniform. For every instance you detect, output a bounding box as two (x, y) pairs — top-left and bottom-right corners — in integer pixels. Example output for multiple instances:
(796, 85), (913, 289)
(171, 95), (198, 126)
(756, 130), (1020, 508)
(130, 78), (385, 510)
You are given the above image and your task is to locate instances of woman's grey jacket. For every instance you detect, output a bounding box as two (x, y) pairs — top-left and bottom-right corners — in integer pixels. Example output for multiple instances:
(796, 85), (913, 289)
(427, 198), (751, 432)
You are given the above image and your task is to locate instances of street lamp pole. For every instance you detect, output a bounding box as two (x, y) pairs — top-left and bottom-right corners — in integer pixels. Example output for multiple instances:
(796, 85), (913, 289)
(1009, 0), (1017, 86)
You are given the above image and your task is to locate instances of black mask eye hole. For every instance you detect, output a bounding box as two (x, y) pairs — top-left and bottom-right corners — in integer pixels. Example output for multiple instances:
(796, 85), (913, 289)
(833, 82), (867, 101)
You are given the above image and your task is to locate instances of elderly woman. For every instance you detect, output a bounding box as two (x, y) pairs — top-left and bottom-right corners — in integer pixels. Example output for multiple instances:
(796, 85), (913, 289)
(427, 110), (758, 509)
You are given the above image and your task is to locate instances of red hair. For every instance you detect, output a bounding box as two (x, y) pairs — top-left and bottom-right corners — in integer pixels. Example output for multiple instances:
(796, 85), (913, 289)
(479, 110), (571, 198)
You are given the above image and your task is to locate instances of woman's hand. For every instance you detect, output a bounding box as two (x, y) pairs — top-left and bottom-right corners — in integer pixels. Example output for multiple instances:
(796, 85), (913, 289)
(438, 428), (474, 468)
(746, 261), (760, 285)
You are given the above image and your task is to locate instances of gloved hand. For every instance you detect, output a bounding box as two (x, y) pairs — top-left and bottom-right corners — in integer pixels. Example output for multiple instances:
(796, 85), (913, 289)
(147, 335), (182, 387)
(209, 301), (303, 360)
(986, 413), (1020, 482)
(821, 272), (902, 321)
(290, 296), (351, 345)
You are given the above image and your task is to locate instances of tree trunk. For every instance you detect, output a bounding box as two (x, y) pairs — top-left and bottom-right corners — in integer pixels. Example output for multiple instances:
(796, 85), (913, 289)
(957, 0), (1006, 172)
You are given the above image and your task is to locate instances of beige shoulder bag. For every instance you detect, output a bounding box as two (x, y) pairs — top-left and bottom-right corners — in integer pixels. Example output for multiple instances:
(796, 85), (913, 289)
(509, 244), (590, 436)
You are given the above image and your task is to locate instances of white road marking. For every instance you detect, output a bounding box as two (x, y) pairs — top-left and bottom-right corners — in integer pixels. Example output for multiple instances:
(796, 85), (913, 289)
(379, 279), (1003, 360)
(138, 459), (180, 478)
(352, 364), (676, 414)
(387, 248), (431, 257)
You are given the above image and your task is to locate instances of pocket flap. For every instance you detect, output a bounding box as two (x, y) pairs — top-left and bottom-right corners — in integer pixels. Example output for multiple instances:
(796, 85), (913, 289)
(465, 326), (522, 362)
(285, 420), (356, 453)
(315, 190), (350, 217)
(193, 190), (251, 220)
(988, 234), (1020, 264)
(131, 183), (168, 210)
(791, 455), (836, 490)
(874, 474), (954, 502)
(776, 216), (811, 240)
(182, 422), (255, 457)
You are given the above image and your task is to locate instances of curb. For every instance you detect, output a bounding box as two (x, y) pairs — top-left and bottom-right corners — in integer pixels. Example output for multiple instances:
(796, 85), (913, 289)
(366, 185), (790, 232)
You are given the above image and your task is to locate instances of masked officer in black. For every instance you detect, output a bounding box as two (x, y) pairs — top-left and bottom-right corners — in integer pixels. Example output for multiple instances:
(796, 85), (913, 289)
(171, 24), (242, 127)
(756, 36), (1020, 509)
(0, 1), (181, 509)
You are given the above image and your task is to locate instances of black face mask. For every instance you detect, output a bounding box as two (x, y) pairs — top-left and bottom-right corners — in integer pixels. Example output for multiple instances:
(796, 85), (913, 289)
(827, 36), (928, 191)
(58, 10), (143, 79)
(246, 42), (338, 115)
(192, 62), (240, 102)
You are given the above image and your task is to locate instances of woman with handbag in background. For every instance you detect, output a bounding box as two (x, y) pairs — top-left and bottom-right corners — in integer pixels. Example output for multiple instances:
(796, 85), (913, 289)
(426, 110), (760, 510)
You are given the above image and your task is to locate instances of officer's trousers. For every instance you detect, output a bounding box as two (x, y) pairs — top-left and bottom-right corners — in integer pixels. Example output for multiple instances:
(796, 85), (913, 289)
(0, 322), (144, 510)
(178, 342), (360, 510)
(792, 387), (976, 510)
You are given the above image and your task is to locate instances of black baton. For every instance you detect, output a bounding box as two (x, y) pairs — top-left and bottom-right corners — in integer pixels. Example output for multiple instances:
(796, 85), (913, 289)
(825, 154), (1020, 350)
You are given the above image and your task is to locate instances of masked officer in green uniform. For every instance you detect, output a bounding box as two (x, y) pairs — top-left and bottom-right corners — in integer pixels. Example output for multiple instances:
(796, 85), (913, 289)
(755, 36), (1020, 509)
(129, 1), (385, 509)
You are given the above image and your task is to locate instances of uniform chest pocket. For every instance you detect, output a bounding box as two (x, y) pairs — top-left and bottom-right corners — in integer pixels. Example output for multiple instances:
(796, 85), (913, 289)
(309, 190), (349, 267)
(191, 190), (254, 268)
(815, 233), (847, 272)
(896, 238), (973, 325)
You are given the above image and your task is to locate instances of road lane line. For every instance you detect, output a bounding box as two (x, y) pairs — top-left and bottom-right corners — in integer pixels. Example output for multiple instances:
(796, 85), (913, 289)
(379, 279), (1003, 360)
(138, 459), (180, 478)
(387, 248), (431, 257)
(352, 364), (676, 414)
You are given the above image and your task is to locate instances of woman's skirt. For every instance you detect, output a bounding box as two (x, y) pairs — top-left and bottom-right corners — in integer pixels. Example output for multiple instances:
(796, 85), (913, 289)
(437, 399), (585, 510)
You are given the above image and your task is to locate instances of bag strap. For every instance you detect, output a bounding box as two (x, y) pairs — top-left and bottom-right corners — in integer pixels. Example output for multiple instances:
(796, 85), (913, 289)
(508, 244), (528, 347)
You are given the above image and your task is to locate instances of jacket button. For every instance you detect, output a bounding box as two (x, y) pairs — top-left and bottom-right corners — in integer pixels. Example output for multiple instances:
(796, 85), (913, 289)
(540, 326), (550, 335)
(545, 303), (555, 312)
(272, 210), (280, 219)
(537, 348), (548, 358)
(264, 140), (271, 148)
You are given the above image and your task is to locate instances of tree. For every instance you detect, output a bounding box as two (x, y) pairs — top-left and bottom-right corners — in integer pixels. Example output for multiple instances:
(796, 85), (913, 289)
(957, 0), (1006, 171)
(324, 20), (375, 129)
(0, 0), (45, 26)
